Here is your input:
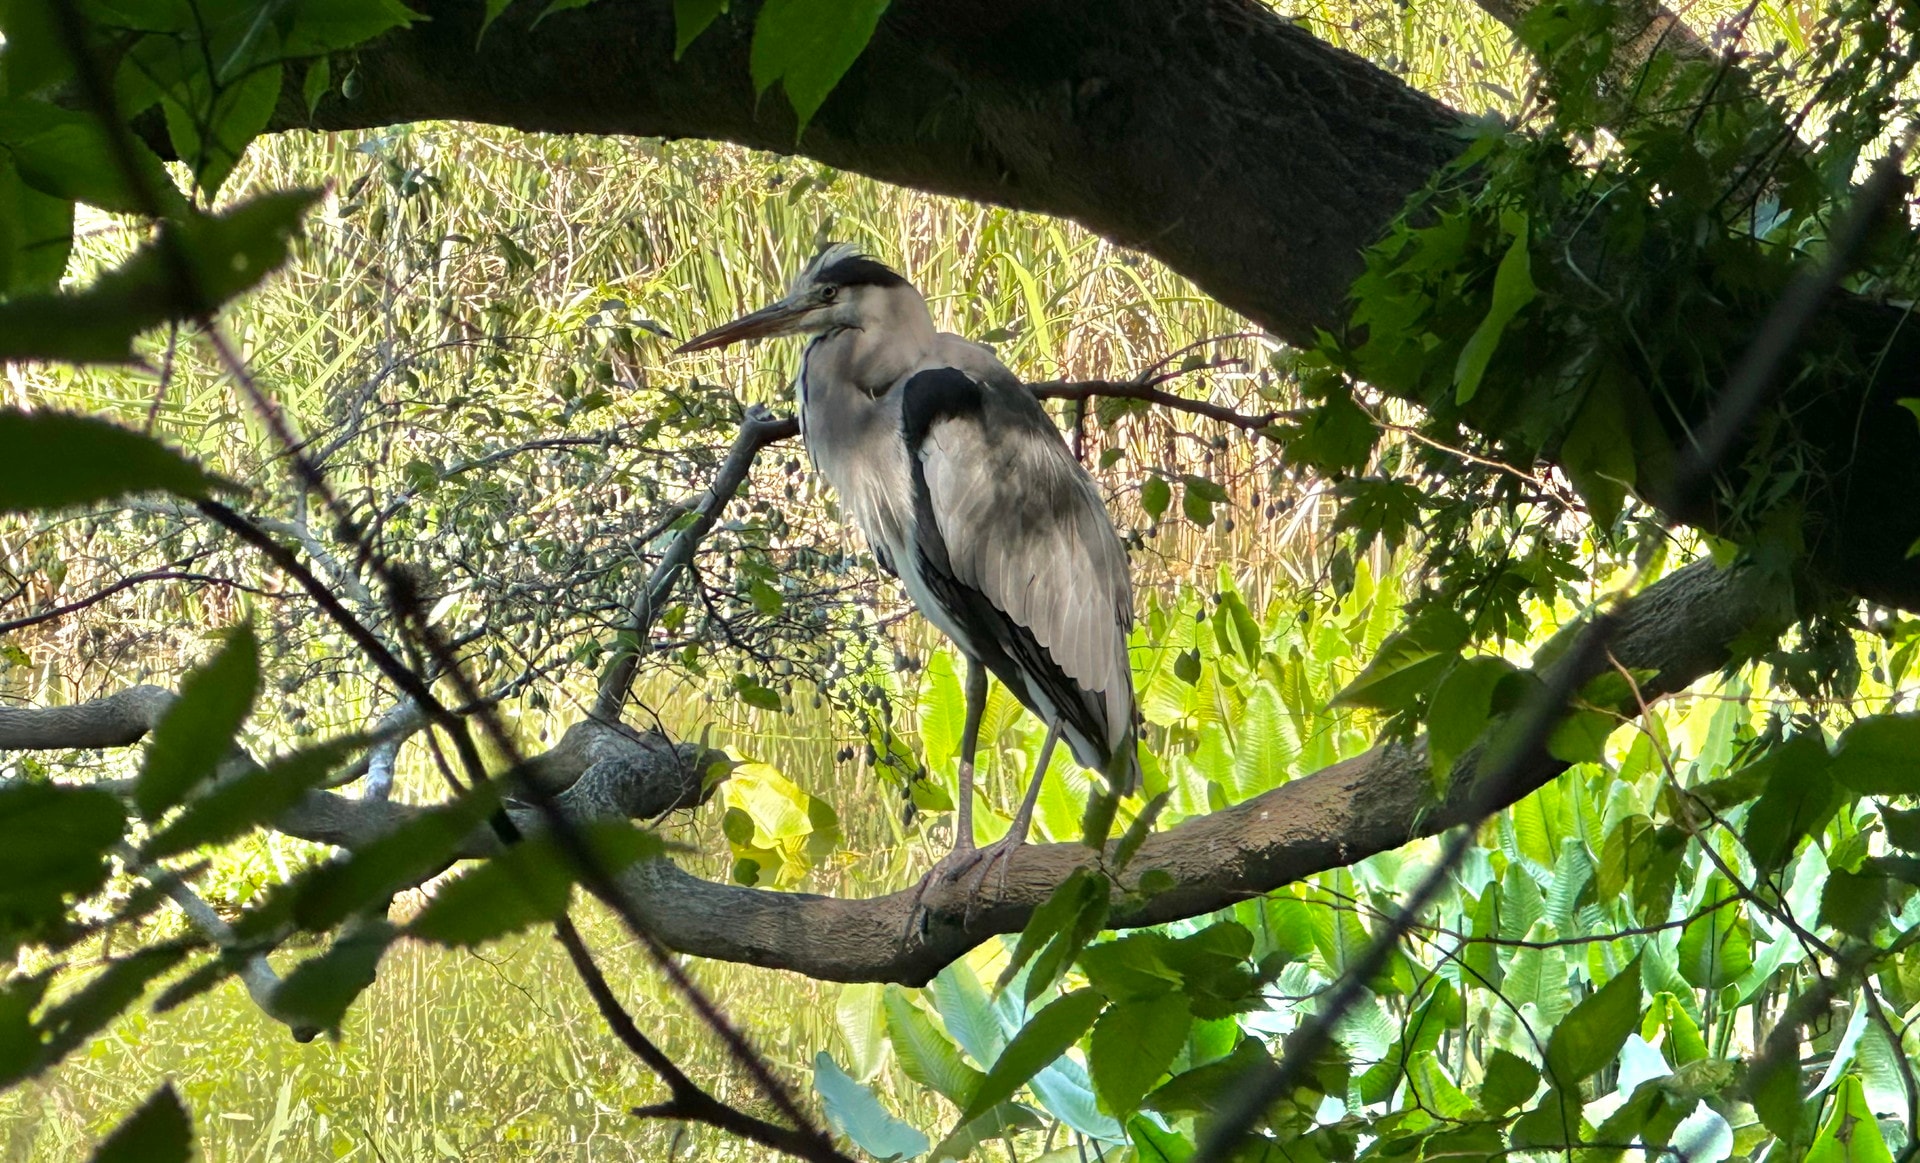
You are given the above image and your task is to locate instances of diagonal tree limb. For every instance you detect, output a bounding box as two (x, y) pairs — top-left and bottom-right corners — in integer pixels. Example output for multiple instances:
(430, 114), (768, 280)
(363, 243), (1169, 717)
(2, 558), (1781, 987)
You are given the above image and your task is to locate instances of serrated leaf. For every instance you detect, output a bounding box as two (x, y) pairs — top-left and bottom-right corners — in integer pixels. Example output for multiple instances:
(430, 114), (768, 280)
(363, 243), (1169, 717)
(408, 828), (661, 947)
(0, 154), (72, 295)
(254, 790), (500, 937)
(1742, 733), (1839, 872)
(87, 1082), (191, 1163)
(271, 919), (395, 1034)
(961, 988), (1104, 1123)
(813, 1051), (928, 1161)
(142, 734), (370, 860)
(0, 783), (125, 954)
(0, 189), (320, 362)
(1088, 993), (1190, 1117)
(135, 625), (259, 820)
(1478, 1048), (1539, 1115)
(0, 411), (232, 514)
(999, 866), (1101, 993)
(1333, 606), (1468, 711)
(0, 99), (186, 216)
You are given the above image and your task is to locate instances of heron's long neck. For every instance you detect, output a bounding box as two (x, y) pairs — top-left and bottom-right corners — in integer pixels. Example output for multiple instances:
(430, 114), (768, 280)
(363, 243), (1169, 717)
(796, 293), (936, 564)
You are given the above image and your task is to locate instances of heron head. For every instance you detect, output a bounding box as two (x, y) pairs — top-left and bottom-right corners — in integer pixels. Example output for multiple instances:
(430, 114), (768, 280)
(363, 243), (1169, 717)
(676, 243), (912, 354)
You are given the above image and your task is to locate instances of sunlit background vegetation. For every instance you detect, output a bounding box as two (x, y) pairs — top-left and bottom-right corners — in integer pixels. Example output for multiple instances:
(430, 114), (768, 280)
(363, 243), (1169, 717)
(5, 0), (1915, 1160)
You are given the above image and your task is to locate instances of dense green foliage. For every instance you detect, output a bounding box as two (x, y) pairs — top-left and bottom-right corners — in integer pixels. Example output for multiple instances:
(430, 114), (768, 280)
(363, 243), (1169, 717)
(3, 0), (1920, 1161)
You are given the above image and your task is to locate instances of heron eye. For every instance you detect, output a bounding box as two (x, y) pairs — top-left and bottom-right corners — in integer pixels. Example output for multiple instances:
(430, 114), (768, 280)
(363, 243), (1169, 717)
(820, 285), (838, 303)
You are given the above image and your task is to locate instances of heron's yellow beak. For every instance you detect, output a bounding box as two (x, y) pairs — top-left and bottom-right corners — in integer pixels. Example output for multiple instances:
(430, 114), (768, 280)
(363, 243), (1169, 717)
(675, 298), (813, 354)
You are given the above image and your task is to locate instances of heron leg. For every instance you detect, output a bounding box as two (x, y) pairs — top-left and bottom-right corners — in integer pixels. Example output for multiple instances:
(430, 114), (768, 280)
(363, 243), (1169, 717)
(951, 657), (989, 854)
(902, 657), (989, 945)
(962, 717), (1060, 906)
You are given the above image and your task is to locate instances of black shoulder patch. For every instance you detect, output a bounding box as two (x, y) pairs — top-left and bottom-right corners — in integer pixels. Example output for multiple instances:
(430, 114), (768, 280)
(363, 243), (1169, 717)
(815, 254), (909, 288)
(899, 367), (984, 450)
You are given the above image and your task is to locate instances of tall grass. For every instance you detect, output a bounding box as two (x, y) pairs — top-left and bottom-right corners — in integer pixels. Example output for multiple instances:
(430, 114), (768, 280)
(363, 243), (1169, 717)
(0, 1), (1842, 1158)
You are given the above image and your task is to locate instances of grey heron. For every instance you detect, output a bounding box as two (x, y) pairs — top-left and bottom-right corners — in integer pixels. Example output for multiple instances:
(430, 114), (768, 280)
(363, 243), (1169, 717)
(678, 244), (1139, 902)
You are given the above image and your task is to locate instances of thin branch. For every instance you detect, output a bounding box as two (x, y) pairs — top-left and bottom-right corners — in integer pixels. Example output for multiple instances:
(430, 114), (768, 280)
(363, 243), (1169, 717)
(595, 405), (795, 718)
(0, 566), (281, 635)
(553, 918), (854, 1163)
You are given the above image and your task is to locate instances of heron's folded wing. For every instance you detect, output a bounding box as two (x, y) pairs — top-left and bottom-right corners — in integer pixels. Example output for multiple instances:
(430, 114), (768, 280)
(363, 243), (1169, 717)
(912, 380), (1134, 753)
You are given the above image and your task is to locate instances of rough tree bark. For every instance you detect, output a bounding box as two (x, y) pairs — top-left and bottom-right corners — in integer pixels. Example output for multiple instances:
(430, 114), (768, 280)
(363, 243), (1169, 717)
(1, 558), (1783, 983)
(274, 0), (1920, 610)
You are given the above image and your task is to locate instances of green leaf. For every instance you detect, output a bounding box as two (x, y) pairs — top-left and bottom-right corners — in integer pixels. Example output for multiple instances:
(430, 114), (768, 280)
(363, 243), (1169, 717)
(1478, 1048), (1540, 1115)
(1140, 476), (1171, 520)
(0, 154), (71, 294)
(1332, 605), (1468, 711)
(961, 988), (1104, 1123)
(1742, 733), (1839, 872)
(407, 830), (650, 948)
(734, 675), (784, 712)
(1558, 369), (1636, 527)
(1180, 479), (1216, 527)
(884, 985), (985, 1104)
(38, 946), (187, 1073)
(1088, 993), (1190, 1117)
(1748, 1037), (1806, 1143)
(1454, 219), (1536, 404)
(813, 1051), (929, 1161)
(1544, 955), (1642, 1090)
(0, 973), (50, 1087)
(673, 0), (727, 56)
(161, 56), (284, 199)
(928, 963), (1005, 1066)
(928, 1102), (1043, 1162)
(1000, 866), (1102, 993)
(406, 851), (571, 947)
(0, 188), (320, 362)
(87, 1082), (192, 1163)
(1677, 881), (1751, 990)
(0, 411), (231, 514)
(0, 783), (125, 955)
(749, 0), (890, 132)
(1428, 655), (1516, 782)
(271, 919), (396, 1034)
(135, 625), (260, 820)
(0, 99), (185, 216)
(142, 734), (370, 860)
(1128, 1113), (1194, 1162)
(1820, 868), (1888, 940)
(286, 0), (424, 53)
(1806, 1075), (1893, 1163)
(301, 56), (331, 116)
(1829, 714), (1920, 795)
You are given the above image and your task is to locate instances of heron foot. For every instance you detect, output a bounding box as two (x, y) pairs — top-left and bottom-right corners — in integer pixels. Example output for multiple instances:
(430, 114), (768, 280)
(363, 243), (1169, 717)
(900, 836), (1028, 948)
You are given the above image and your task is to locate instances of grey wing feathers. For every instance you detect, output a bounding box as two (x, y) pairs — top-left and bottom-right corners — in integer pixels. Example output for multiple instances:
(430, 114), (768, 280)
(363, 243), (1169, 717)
(917, 385), (1137, 780)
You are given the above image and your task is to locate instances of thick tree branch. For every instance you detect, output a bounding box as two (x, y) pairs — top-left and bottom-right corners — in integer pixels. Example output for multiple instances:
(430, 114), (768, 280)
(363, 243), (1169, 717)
(12, 557), (1775, 986)
(271, 0), (1920, 610)
(0, 684), (176, 749)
